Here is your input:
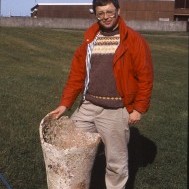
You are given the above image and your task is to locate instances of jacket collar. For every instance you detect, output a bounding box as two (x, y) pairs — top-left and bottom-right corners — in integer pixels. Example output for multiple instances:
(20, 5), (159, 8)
(84, 16), (128, 44)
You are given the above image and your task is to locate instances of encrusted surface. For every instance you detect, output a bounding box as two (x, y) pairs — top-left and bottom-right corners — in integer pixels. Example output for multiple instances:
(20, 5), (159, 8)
(42, 116), (99, 149)
(40, 115), (101, 189)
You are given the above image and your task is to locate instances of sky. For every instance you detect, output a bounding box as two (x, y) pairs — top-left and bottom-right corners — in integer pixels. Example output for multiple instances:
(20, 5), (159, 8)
(1, 0), (92, 17)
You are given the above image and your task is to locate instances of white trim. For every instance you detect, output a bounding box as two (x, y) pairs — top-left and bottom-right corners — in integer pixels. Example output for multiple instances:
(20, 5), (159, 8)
(39, 3), (92, 5)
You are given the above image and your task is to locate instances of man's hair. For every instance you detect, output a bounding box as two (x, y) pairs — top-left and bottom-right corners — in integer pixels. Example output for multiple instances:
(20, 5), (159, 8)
(92, 0), (120, 14)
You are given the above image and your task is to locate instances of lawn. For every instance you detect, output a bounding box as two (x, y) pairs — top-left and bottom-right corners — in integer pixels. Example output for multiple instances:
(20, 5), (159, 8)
(0, 27), (188, 189)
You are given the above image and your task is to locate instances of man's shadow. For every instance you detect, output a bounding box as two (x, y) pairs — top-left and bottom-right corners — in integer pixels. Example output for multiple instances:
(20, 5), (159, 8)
(90, 127), (157, 189)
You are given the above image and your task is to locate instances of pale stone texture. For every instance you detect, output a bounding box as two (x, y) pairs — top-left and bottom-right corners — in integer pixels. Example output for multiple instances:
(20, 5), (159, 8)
(40, 115), (101, 189)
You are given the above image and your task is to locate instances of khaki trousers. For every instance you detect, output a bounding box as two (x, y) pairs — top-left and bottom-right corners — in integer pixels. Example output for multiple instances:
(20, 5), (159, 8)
(71, 100), (130, 189)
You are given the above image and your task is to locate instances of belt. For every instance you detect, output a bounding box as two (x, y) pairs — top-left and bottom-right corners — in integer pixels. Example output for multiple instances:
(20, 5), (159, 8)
(89, 94), (122, 100)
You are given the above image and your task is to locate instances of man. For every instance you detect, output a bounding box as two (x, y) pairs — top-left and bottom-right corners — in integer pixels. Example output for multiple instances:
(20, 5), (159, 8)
(49, 0), (153, 188)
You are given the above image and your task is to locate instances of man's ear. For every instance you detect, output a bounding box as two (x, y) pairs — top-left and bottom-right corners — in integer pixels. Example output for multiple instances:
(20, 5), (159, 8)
(118, 8), (120, 15)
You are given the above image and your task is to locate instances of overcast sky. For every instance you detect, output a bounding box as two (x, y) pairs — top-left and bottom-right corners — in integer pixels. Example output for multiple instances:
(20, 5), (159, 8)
(1, 0), (92, 17)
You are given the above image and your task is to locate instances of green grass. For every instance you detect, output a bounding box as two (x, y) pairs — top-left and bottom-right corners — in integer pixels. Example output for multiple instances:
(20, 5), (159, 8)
(0, 27), (188, 189)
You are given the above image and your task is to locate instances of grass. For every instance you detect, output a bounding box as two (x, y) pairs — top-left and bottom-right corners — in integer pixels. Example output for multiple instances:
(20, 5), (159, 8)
(0, 27), (188, 189)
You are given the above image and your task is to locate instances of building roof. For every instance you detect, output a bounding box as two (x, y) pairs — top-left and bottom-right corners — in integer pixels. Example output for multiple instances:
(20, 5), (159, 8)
(37, 3), (92, 5)
(125, 0), (175, 1)
(31, 3), (93, 11)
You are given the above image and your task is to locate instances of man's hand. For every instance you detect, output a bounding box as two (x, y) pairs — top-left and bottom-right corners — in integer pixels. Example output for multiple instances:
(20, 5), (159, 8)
(48, 105), (67, 119)
(129, 110), (142, 125)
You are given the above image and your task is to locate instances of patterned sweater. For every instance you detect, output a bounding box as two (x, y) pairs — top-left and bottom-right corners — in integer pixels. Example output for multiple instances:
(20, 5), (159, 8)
(85, 28), (124, 109)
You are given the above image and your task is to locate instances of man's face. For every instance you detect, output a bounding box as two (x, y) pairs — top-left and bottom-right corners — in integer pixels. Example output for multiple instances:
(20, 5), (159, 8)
(95, 3), (120, 30)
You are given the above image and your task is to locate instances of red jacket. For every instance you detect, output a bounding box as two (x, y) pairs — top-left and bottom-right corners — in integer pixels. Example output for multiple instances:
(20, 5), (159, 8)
(60, 17), (153, 113)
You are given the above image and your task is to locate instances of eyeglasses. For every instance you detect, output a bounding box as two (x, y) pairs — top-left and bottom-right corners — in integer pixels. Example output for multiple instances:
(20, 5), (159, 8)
(96, 9), (117, 20)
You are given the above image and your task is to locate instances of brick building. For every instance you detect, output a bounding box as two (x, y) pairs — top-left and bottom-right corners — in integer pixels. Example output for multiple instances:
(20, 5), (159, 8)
(174, 0), (189, 20)
(31, 0), (189, 21)
(31, 3), (94, 19)
(120, 0), (189, 21)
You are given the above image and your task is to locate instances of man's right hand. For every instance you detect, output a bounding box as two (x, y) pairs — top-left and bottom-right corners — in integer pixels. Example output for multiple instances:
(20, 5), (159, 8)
(48, 105), (67, 119)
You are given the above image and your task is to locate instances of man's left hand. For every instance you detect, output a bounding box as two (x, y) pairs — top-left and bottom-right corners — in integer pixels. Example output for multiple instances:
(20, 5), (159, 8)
(129, 110), (142, 125)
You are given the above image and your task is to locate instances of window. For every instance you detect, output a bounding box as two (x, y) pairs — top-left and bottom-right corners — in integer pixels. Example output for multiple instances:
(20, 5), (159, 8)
(175, 0), (189, 8)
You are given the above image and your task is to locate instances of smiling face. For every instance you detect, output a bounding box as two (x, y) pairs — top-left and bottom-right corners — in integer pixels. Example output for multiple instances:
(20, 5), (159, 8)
(95, 3), (120, 31)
